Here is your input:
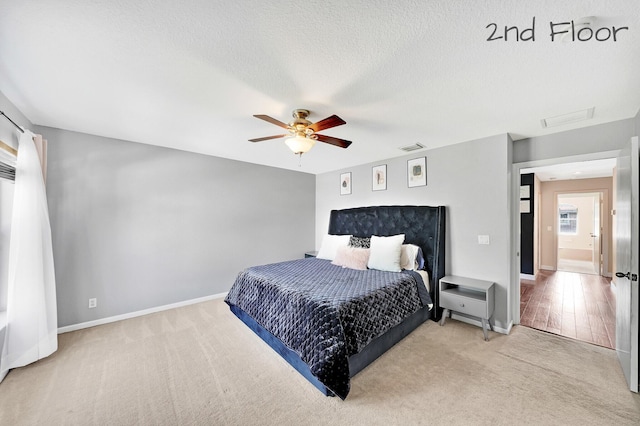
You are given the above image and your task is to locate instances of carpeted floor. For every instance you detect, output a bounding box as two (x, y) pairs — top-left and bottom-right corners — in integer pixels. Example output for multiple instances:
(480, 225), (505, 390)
(1, 297), (639, 425)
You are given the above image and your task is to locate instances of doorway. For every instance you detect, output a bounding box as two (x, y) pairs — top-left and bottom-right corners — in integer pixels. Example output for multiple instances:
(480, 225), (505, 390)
(556, 192), (603, 276)
(518, 158), (616, 349)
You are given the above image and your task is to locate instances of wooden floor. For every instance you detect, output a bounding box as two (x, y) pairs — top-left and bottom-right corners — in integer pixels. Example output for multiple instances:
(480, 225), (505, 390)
(520, 270), (616, 349)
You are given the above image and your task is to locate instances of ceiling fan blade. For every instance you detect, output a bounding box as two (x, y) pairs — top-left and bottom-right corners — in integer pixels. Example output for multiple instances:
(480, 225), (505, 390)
(253, 114), (290, 129)
(249, 134), (287, 142)
(316, 133), (352, 149)
(308, 115), (346, 132)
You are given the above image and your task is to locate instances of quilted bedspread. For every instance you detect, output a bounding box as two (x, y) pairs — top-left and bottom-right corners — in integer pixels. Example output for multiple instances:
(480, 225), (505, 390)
(224, 257), (432, 399)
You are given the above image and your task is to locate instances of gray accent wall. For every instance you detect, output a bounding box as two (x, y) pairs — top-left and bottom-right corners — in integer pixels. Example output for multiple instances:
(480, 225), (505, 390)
(316, 134), (513, 330)
(40, 126), (315, 327)
(513, 118), (636, 164)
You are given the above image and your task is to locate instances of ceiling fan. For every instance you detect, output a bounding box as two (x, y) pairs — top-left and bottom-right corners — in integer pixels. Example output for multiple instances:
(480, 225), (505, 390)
(249, 109), (352, 156)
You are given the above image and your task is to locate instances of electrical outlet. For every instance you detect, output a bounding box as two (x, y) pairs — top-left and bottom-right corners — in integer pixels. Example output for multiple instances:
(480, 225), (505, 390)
(478, 235), (490, 245)
(88, 298), (97, 309)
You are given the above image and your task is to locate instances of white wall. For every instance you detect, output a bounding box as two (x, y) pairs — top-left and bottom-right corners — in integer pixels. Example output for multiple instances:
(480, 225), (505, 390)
(41, 126), (316, 327)
(316, 134), (513, 331)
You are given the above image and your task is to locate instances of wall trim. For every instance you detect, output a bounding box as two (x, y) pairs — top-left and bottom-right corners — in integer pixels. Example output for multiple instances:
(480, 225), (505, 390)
(449, 313), (512, 335)
(540, 264), (555, 271)
(57, 292), (228, 334)
(520, 273), (536, 280)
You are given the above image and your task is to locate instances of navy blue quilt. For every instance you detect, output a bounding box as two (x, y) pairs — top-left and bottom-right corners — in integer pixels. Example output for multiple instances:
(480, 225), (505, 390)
(224, 257), (432, 399)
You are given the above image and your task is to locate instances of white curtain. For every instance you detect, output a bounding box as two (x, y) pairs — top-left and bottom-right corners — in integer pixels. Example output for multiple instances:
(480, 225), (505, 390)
(0, 131), (57, 382)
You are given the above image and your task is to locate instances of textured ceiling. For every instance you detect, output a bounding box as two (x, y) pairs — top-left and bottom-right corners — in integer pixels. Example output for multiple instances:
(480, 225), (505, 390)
(1, 0), (639, 174)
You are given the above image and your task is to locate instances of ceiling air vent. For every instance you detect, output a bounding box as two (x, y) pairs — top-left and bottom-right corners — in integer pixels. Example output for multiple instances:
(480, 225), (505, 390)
(399, 143), (425, 152)
(541, 107), (594, 128)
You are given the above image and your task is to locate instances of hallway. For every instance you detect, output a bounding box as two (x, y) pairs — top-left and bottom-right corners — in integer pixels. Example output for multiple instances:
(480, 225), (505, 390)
(520, 270), (616, 349)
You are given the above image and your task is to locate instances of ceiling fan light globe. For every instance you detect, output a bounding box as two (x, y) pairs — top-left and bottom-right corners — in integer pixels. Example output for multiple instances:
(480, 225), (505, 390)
(285, 135), (316, 155)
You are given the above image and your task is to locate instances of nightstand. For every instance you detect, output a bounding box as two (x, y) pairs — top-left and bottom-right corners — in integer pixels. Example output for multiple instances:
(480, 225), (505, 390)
(439, 275), (495, 341)
(304, 251), (318, 258)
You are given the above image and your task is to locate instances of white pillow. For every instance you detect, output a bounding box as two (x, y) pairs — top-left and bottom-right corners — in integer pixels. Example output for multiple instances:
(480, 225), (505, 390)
(367, 234), (405, 272)
(316, 234), (352, 260)
(400, 244), (421, 271)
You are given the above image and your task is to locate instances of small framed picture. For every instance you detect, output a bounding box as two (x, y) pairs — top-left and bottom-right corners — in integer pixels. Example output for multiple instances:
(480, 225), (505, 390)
(372, 164), (387, 191)
(340, 172), (352, 195)
(407, 157), (427, 188)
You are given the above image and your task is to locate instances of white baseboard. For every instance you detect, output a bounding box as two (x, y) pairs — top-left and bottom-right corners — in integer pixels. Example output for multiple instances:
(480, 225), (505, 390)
(504, 320), (514, 334)
(533, 265), (611, 278)
(520, 273), (536, 280)
(449, 313), (512, 335)
(57, 292), (228, 334)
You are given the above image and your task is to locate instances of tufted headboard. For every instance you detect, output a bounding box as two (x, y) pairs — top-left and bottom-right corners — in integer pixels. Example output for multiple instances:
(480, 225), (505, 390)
(328, 205), (446, 320)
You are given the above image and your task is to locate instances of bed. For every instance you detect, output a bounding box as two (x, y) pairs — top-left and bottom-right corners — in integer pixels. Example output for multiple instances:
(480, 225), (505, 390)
(225, 205), (446, 399)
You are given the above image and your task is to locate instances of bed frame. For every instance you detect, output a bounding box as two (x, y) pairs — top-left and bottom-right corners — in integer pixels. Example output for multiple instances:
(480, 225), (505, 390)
(230, 205), (446, 396)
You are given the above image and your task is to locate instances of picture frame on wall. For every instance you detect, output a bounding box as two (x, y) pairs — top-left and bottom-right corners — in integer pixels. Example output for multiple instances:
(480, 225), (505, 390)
(372, 164), (387, 191)
(340, 172), (352, 195)
(407, 157), (427, 188)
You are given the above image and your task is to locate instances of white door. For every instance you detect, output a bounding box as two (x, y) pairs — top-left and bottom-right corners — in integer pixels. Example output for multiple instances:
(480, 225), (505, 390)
(615, 136), (639, 392)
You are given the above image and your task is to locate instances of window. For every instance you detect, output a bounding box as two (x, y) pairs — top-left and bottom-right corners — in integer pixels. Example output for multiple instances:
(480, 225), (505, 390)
(559, 204), (578, 234)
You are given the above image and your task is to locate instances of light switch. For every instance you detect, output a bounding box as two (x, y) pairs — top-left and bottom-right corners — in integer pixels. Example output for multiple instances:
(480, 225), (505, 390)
(478, 235), (490, 245)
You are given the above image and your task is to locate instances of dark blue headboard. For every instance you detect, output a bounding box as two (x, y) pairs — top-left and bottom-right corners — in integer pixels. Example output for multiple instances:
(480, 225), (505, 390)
(328, 205), (446, 320)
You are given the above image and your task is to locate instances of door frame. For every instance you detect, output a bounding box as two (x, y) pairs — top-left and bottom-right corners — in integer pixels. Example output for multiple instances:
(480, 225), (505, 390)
(509, 150), (619, 326)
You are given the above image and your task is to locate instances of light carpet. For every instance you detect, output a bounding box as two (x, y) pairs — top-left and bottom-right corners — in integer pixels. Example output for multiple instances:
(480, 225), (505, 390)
(0, 298), (639, 425)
